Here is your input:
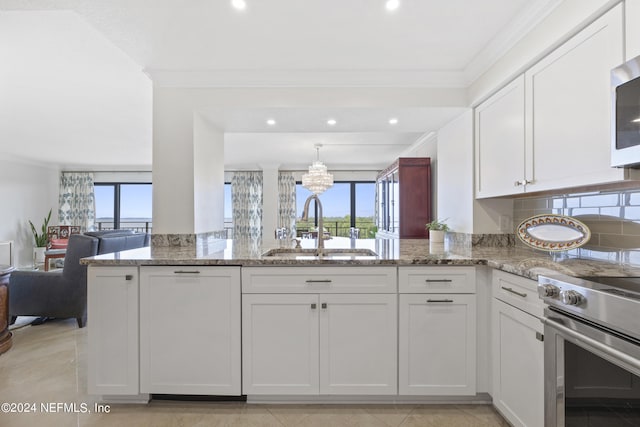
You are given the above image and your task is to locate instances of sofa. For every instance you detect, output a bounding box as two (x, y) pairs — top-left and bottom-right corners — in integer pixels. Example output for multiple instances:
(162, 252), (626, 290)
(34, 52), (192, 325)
(85, 230), (150, 254)
(9, 230), (150, 328)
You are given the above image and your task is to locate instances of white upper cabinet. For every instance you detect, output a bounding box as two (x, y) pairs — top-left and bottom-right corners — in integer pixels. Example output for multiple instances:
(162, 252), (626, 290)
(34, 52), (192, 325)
(475, 4), (636, 198)
(524, 3), (625, 193)
(475, 75), (526, 198)
(627, 0), (640, 60)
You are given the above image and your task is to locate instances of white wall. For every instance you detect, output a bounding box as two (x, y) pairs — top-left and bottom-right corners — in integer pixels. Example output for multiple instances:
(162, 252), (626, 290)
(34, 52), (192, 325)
(194, 113), (225, 234)
(436, 111), (475, 233)
(153, 88), (195, 234)
(0, 157), (59, 267)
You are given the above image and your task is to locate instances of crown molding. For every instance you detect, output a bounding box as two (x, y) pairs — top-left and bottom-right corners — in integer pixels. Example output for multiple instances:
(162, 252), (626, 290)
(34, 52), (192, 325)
(144, 68), (468, 88)
(463, 0), (564, 85)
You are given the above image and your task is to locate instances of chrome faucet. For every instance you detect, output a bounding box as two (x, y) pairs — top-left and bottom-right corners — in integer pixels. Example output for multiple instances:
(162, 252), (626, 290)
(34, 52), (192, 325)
(301, 194), (324, 256)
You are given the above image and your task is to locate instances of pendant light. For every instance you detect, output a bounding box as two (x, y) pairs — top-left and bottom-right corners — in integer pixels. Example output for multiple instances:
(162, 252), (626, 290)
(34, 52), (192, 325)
(302, 144), (334, 195)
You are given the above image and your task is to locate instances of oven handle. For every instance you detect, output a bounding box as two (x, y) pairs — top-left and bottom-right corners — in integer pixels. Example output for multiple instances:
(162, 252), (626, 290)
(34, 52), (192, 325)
(542, 316), (640, 373)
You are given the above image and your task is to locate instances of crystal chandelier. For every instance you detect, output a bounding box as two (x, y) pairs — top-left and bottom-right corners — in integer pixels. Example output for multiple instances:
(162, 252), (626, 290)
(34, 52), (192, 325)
(302, 144), (333, 194)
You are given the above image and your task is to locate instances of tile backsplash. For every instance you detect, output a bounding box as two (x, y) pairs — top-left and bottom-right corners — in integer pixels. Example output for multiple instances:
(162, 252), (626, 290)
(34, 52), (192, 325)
(513, 188), (640, 265)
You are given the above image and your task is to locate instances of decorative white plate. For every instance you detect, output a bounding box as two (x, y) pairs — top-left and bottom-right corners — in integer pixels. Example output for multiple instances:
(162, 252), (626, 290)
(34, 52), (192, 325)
(516, 214), (591, 252)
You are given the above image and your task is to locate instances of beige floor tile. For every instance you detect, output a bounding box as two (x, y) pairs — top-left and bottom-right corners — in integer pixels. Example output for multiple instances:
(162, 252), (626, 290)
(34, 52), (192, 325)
(1, 319), (509, 427)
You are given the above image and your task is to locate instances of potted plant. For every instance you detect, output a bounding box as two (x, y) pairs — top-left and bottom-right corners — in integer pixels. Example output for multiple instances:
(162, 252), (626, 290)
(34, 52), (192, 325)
(29, 209), (51, 265)
(426, 218), (449, 243)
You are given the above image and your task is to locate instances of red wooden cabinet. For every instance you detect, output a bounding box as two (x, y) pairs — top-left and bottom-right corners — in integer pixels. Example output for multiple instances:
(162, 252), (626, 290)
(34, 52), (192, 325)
(376, 158), (432, 239)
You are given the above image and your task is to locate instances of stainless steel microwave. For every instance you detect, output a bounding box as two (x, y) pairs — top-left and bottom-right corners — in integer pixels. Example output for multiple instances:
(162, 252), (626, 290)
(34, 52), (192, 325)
(612, 54), (640, 167)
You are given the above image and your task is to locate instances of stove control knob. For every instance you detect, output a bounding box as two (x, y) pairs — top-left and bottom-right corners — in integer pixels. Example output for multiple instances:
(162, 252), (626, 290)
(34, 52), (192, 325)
(560, 290), (584, 306)
(539, 284), (560, 298)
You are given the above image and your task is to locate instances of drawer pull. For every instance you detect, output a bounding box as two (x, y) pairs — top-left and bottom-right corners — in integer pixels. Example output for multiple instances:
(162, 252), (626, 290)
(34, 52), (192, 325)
(536, 332), (544, 342)
(425, 279), (453, 283)
(311, 303), (317, 309)
(427, 299), (454, 303)
(174, 270), (201, 274)
(125, 274), (133, 281)
(321, 303), (327, 309)
(501, 286), (527, 298)
(305, 279), (332, 283)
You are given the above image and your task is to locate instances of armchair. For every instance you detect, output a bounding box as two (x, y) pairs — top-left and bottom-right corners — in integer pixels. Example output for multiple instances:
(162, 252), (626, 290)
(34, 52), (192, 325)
(9, 234), (99, 328)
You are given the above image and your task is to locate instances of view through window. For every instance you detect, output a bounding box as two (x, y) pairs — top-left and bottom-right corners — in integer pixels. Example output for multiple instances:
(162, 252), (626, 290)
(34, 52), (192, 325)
(296, 181), (376, 238)
(94, 183), (153, 232)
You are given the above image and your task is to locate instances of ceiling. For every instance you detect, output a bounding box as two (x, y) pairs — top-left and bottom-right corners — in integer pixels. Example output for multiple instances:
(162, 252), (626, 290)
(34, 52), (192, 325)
(0, 0), (560, 170)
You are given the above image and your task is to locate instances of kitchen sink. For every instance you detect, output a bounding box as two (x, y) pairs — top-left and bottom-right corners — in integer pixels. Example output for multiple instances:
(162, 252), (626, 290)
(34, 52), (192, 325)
(262, 248), (378, 258)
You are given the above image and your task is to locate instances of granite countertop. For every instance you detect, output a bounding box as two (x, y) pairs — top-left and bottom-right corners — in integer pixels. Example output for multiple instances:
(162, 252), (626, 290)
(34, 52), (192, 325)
(80, 237), (640, 280)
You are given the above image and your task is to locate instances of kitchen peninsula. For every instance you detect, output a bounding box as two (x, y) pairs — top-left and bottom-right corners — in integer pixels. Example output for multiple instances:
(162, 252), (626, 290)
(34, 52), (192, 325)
(83, 236), (640, 410)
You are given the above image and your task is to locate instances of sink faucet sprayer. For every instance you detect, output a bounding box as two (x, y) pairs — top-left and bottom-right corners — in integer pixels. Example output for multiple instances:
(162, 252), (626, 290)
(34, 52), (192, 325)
(301, 194), (325, 256)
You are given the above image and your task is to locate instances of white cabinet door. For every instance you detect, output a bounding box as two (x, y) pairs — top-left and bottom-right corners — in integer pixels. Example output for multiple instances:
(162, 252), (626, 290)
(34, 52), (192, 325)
(525, 5), (625, 192)
(399, 294), (476, 395)
(242, 294), (320, 395)
(475, 75), (526, 198)
(139, 266), (241, 395)
(492, 299), (544, 427)
(626, 0), (640, 60)
(319, 294), (397, 395)
(88, 266), (139, 395)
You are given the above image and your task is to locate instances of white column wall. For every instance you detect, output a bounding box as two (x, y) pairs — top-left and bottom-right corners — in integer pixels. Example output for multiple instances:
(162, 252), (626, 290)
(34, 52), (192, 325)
(0, 157), (59, 267)
(436, 111), (475, 234)
(194, 114), (225, 234)
(152, 88), (195, 234)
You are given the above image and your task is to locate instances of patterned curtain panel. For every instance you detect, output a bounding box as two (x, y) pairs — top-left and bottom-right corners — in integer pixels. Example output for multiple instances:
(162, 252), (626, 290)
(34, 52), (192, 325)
(58, 172), (96, 231)
(278, 172), (297, 239)
(231, 171), (263, 243)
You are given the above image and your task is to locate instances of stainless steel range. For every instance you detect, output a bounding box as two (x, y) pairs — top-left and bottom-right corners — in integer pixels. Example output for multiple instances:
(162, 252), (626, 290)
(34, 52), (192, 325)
(538, 274), (640, 427)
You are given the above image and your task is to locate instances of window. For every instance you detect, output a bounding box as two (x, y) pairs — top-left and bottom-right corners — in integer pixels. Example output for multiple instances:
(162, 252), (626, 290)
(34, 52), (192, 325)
(295, 181), (376, 238)
(94, 183), (152, 232)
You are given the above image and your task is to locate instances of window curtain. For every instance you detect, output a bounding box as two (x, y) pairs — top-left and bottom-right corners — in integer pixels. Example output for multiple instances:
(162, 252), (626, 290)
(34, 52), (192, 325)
(58, 172), (96, 231)
(278, 172), (297, 239)
(231, 171), (263, 243)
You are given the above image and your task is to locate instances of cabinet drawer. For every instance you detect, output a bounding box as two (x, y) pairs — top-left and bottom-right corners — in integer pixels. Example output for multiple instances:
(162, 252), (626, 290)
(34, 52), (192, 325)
(398, 267), (475, 294)
(492, 270), (543, 318)
(242, 266), (397, 293)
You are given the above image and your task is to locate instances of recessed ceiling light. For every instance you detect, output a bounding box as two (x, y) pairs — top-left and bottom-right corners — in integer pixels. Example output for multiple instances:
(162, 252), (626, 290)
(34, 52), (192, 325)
(266, 119), (276, 126)
(327, 119), (337, 126)
(389, 118), (399, 125)
(633, 117), (640, 123)
(231, 0), (247, 11)
(385, 0), (400, 11)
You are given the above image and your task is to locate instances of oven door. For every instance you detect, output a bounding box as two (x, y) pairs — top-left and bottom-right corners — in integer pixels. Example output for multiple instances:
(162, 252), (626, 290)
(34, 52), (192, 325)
(544, 308), (640, 426)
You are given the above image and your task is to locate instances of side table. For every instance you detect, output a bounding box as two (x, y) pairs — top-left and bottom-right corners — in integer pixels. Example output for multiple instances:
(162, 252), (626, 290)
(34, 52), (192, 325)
(0, 265), (15, 355)
(44, 249), (66, 271)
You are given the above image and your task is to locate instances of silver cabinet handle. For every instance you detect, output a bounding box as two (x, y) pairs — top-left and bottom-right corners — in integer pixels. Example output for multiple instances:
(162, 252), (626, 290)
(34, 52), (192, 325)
(125, 274), (133, 281)
(427, 299), (454, 303)
(536, 332), (544, 342)
(514, 180), (524, 187)
(501, 286), (527, 298)
(425, 279), (452, 283)
(311, 303), (317, 309)
(305, 279), (332, 283)
(321, 303), (327, 309)
(174, 270), (200, 274)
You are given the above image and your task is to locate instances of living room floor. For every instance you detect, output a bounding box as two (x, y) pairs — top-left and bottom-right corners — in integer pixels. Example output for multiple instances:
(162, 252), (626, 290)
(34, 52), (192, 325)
(0, 319), (509, 427)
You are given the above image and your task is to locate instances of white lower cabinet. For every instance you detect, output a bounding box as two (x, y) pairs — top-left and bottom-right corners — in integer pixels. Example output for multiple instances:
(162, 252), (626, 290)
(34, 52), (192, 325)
(399, 294), (476, 395)
(242, 293), (397, 395)
(492, 271), (544, 427)
(139, 266), (241, 395)
(88, 266), (140, 396)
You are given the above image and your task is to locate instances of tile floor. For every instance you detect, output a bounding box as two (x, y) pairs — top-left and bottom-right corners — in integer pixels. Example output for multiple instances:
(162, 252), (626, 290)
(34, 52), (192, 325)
(0, 318), (510, 427)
